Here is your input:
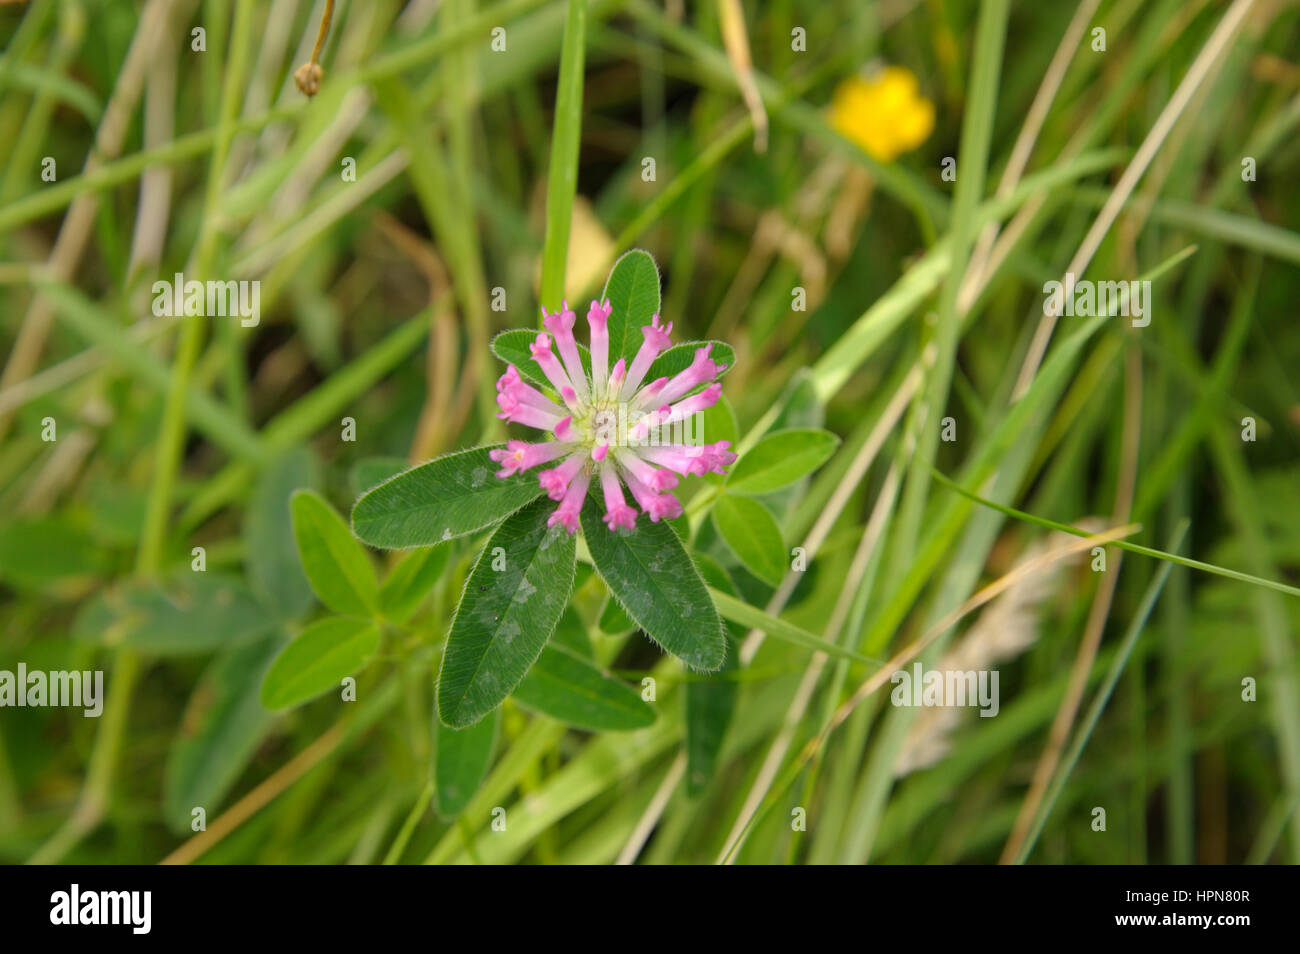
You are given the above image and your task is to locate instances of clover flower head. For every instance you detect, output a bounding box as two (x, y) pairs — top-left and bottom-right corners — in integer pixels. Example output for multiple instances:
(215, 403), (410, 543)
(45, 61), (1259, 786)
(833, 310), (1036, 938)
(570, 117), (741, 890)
(489, 299), (736, 533)
(828, 65), (934, 162)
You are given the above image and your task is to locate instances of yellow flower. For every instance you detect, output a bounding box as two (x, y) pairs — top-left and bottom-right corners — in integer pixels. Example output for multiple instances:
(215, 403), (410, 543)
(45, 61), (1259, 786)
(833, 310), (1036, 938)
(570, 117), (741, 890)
(828, 66), (935, 162)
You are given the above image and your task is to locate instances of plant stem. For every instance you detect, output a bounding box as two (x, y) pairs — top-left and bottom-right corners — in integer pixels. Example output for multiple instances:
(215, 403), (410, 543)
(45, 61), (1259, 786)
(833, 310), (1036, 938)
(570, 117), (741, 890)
(537, 0), (588, 314)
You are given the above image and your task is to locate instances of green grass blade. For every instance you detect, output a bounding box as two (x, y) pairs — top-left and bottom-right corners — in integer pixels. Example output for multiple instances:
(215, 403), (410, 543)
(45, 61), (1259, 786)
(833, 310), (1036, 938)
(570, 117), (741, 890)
(538, 0), (588, 313)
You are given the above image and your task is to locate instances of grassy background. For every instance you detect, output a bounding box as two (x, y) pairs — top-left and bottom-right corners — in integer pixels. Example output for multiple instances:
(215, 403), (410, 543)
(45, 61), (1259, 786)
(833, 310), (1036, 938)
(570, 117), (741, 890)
(1, 0), (1299, 864)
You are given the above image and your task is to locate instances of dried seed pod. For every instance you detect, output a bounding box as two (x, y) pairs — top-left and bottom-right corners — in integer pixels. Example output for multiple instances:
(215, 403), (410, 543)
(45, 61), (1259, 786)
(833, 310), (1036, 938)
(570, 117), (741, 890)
(294, 62), (323, 97)
(294, 0), (334, 97)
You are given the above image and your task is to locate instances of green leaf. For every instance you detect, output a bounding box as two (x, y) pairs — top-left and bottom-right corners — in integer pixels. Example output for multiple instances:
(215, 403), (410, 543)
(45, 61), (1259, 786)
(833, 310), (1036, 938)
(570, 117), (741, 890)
(758, 373), (828, 517)
(0, 516), (104, 589)
(434, 709), (497, 819)
(73, 573), (279, 655)
(694, 551), (736, 594)
(686, 554), (741, 795)
(550, 603), (594, 656)
(770, 369), (824, 431)
(600, 248), (661, 363)
(491, 328), (546, 387)
(491, 328), (591, 390)
(699, 395), (739, 487)
(245, 447), (317, 619)
(513, 645), (656, 731)
(698, 393), (738, 446)
(726, 428), (841, 495)
(598, 593), (636, 633)
(260, 617), (381, 711)
(666, 512), (692, 541)
(164, 637), (283, 832)
(352, 445), (544, 549)
(350, 455), (408, 496)
(291, 490), (379, 618)
(684, 646), (738, 795)
(379, 544), (451, 624)
(645, 340), (736, 385)
(86, 484), (148, 547)
(712, 494), (786, 586)
(580, 497), (726, 671)
(437, 497), (577, 728)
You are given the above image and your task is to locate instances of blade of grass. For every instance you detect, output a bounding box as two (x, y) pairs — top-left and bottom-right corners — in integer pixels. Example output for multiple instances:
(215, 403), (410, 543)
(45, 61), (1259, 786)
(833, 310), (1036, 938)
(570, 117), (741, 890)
(1069, 188), (1300, 266)
(537, 0), (587, 315)
(1011, 0), (1258, 400)
(28, 0), (259, 866)
(626, 0), (948, 232)
(720, 522), (1141, 863)
(1014, 522), (1189, 862)
(884, 0), (1008, 604)
(930, 468), (1300, 601)
(36, 282), (266, 463)
(1208, 426), (1300, 860)
(708, 588), (880, 667)
(373, 76), (496, 431)
(178, 305), (435, 532)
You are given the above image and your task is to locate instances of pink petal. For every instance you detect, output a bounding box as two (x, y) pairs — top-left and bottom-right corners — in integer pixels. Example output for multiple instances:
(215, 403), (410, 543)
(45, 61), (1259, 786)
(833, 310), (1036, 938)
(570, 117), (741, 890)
(497, 365), (565, 414)
(630, 375), (668, 410)
(588, 299), (612, 394)
(606, 358), (626, 402)
(547, 465), (591, 534)
(488, 439), (571, 477)
(530, 333), (580, 411)
(497, 391), (565, 431)
(621, 313), (674, 399)
(543, 302), (588, 401)
(554, 415), (578, 442)
(538, 452), (587, 501)
(637, 442), (709, 476)
(645, 493), (682, 522)
(599, 464), (638, 531)
(655, 382), (722, 428)
(616, 449), (679, 493)
(655, 343), (721, 406)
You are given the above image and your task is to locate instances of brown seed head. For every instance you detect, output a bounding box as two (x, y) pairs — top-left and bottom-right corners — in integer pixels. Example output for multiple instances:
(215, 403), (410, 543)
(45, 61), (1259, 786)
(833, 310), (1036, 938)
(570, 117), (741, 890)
(294, 62), (323, 97)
